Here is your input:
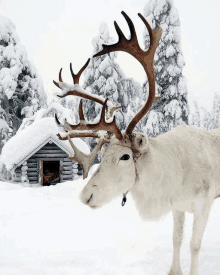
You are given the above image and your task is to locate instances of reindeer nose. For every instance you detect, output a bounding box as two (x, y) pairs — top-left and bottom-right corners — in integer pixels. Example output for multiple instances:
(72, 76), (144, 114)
(86, 193), (93, 204)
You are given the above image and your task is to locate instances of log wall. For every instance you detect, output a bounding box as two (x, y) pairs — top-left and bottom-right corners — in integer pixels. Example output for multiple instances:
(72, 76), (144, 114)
(12, 142), (80, 184)
(12, 166), (22, 182)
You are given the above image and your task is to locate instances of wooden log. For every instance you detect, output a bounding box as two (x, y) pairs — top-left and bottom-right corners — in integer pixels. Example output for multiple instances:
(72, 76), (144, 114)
(63, 161), (72, 164)
(63, 163), (72, 168)
(28, 176), (38, 181)
(62, 170), (72, 175)
(37, 149), (64, 154)
(63, 164), (73, 167)
(28, 163), (37, 168)
(63, 167), (72, 171)
(28, 159), (37, 163)
(28, 168), (38, 172)
(27, 172), (38, 176)
(63, 158), (73, 161)
(33, 153), (68, 158)
(63, 175), (73, 180)
(41, 146), (60, 150)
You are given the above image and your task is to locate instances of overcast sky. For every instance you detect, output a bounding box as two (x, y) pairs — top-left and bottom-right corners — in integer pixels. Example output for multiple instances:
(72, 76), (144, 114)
(0, 0), (220, 112)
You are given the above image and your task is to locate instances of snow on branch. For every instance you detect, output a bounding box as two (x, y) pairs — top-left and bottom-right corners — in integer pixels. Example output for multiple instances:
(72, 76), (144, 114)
(18, 103), (73, 132)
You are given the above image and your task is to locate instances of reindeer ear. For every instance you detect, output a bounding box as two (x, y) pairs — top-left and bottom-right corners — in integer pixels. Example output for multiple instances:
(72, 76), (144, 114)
(132, 133), (149, 153)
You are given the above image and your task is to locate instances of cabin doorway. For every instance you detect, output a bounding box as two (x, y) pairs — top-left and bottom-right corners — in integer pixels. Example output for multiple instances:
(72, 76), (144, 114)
(41, 160), (60, 186)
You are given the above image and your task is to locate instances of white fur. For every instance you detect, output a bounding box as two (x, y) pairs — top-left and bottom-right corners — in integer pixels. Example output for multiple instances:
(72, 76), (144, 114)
(80, 125), (220, 275)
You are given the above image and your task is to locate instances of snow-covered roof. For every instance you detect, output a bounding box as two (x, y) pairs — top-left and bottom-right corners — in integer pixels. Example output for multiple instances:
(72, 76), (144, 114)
(1, 117), (90, 170)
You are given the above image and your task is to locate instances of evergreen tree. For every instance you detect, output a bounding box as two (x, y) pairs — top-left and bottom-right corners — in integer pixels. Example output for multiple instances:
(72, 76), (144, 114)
(18, 100), (74, 132)
(0, 14), (47, 150)
(48, 93), (79, 125)
(142, 0), (189, 136)
(200, 107), (213, 130)
(191, 100), (201, 127)
(211, 92), (220, 129)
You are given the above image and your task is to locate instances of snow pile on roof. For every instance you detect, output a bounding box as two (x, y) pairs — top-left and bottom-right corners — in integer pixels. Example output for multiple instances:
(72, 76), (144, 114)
(1, 117), (90, 170)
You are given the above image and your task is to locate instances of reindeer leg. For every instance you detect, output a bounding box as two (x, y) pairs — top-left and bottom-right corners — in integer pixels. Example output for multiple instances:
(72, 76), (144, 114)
(189, 200), (212, 275)
(168, 209), (185, 275)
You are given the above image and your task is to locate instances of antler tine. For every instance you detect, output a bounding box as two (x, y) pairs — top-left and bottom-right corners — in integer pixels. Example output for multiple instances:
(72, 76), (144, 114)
(108, 105), (121, 118)
(53, 68), (64, 88)
(54, 58), (89, 88)
(57, 132), (100, 140)
(94, 11), (162, 136)
(60, 98), (122, 140)
(55, 97), (122, 139)
(53, 60), (122, 120)
(125, 14), (162, 135)
(70, 58), (90, 84)
(56, 112), (111, 179)
(138, 13), (162, 55)
(67, 135), (107, 179)
(78, 99), (85, 121)
(56, 110), (110, 179)
(57, 89), (104, 103)
(93, 11), (141, 58)
(57, 90), (122, 120)
(59, 68), (63, 82)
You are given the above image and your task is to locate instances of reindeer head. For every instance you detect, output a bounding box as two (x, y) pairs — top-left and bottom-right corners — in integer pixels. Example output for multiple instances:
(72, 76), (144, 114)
(54, 11), (162, 208)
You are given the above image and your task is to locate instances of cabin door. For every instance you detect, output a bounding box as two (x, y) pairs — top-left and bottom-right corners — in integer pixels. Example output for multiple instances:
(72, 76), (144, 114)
(40, 160), (60, 186)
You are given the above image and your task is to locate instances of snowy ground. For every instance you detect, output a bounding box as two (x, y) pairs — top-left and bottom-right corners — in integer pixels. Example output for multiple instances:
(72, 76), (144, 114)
(0, 177), (220, 275)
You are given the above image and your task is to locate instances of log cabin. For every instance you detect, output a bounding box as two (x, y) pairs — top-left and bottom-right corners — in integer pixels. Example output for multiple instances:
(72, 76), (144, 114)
(1, 117), (90, 186)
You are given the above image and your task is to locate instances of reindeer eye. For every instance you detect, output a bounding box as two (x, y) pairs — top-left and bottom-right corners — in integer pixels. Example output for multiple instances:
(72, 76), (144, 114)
(120, 154), (130, 161)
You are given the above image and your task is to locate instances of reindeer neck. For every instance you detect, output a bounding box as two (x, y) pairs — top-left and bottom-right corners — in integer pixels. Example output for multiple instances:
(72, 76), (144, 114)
(130, 135), (183, 219)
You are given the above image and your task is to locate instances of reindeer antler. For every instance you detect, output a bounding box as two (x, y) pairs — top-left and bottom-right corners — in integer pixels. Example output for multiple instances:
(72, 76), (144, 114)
(53, 58), (90, 88)
(53, 59), (121, 119)
(56, 100), (117, 178)
(55, 11), (162, 179)
(56, 98), (122, 140)
(68, 136), (108, 179)
(94, 11), (163, 136)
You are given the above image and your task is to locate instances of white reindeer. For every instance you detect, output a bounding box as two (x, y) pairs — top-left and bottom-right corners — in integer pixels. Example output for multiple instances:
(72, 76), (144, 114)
(54, 11), (220, 275)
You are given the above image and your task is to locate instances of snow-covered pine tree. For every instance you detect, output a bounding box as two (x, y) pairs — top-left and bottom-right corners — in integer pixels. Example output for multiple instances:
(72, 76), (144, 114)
(142, 0), (189, 136)
(18, 100), (75, 132)
(117, 77), (143, 131)
(0, 14), (47, 146)
(48, 93), (79, 125)
(200, 107), (213, 130)
(191, 100), (201, 127)
(211, 92), (220, 129)
(0, 107), (12, 152)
